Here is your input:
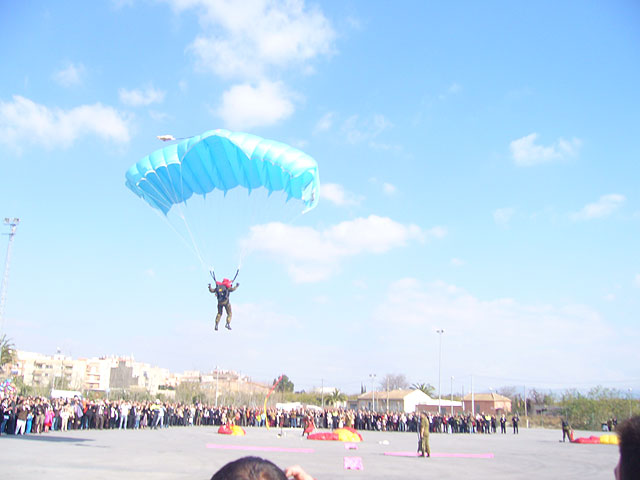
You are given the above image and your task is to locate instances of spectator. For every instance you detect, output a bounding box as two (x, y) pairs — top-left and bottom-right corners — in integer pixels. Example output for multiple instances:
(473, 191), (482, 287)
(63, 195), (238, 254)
(614, 416), (640, 480)
(210, 456), (314, 480)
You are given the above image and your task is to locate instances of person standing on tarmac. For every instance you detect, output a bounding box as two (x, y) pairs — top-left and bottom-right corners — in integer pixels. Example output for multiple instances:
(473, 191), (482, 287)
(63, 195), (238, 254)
(561, 419), (573, 442)
(418, 412), (431, 457)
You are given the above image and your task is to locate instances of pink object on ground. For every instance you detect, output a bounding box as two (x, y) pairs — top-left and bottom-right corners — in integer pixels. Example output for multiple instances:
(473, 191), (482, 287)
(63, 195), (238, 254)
(344, 443), (358, 450)
(383, 451), (494, 459)
(344, 456), (364, 470)
(206, 444), (314, 453)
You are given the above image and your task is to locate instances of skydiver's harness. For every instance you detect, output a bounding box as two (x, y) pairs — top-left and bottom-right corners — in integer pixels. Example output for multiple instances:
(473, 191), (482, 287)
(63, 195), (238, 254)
(210, 269), (239, 304)
(209, 269), (239, 284)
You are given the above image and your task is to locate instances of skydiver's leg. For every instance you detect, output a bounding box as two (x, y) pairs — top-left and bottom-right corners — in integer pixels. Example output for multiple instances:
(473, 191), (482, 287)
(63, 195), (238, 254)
(215, 304), (223, 330)
(225, 303), (232, 329)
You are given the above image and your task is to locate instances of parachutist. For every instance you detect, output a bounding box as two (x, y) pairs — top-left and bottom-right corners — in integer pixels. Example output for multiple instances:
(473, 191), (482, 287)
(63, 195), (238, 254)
(208, 276), (239, 331)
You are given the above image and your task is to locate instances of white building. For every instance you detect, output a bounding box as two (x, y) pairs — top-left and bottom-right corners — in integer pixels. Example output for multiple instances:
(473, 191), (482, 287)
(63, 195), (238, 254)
(357, 389), (438, 413)
(14, 351), (85, 390)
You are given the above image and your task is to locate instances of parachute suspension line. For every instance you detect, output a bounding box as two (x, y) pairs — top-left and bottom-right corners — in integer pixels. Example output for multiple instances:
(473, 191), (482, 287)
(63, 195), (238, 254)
(234, 191), (307, 269)
(174, 202), (209, 270)
(133, 165), (176, 215)
(151, 207), (207, 270)
(139, 178), (174, 214)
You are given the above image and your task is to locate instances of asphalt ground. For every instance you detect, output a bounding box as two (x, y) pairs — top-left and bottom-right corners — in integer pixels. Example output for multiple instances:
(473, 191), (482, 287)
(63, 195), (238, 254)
(0, 425), (619, 480)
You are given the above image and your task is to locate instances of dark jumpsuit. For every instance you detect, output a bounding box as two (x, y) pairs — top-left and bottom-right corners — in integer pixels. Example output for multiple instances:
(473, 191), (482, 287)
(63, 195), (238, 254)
(209, 283), (238, 329)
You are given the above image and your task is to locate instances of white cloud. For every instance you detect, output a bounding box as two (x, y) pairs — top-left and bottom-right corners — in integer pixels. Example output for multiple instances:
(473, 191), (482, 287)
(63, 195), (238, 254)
(382, 182), (396, 196)
(451, 258), (465, 267)
(369, 177), (399, 196)
(0, 95), (131, 151)
(371, 279), (634, 385)
(179, 0), (335, 80)
(119, 86), (166, 107)
(321, 183), (363, 207)
(493, 207), (515, 227)
(571, 194), (625, 221)
(314, 112), (335, 133)
(52, 63), (86, 87)
(342, 114), (392, 144)
(438, 82), (461, 100)
(216, 81), (294, 129)
(165, 0), (335, 128)
(241, 215), (443, 282)
(510, 133), (582, 166)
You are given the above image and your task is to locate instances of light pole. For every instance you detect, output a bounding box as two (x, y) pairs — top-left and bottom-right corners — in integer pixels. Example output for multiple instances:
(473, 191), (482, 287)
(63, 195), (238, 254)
(450, 376), (454, 416)
(524, 384), (528, 428)
(215, 366), (219, 407)
(56, 347), (63, 390)
(369, 374), (376, 412)
(436, 329), (444, 414)
(0, 218), (20, 332)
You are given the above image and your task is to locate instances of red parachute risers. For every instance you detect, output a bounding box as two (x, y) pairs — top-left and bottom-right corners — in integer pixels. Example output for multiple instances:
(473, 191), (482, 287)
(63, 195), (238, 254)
(218, 424), (246, 436)
(308, 427), (362, 442)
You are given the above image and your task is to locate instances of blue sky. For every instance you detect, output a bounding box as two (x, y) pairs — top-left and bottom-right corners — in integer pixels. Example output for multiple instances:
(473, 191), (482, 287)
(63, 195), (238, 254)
(1, 0), (639, 395)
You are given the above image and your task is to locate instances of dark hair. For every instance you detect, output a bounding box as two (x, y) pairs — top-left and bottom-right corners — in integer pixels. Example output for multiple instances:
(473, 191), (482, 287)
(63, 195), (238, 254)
(210, 457), (287, 480)
(618, 416), (640, 480)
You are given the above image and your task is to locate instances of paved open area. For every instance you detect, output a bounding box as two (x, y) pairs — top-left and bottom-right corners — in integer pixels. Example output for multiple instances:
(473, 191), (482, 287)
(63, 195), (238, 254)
(1, 426), (618, 479)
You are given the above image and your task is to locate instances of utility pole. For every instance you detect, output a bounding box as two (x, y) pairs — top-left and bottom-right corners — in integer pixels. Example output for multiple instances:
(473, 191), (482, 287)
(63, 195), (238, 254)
(0, 218), (20, 332)
(215, 366), (219, 407)
(524, 384), (529, 428)
(471, 375), (475, 416)
(386, 376), (389, 412)
(436, 329), (444, 414)
(450, 376), (454, 416)
(369, 374), (376, 412)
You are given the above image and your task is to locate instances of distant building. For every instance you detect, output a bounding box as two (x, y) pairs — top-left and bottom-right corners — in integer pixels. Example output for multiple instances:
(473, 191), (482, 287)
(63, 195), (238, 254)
(462, 393), (512, 414)
(13, 351), (85, 390)
(357, 389), (448, 413)
(10, 350), (265, 397)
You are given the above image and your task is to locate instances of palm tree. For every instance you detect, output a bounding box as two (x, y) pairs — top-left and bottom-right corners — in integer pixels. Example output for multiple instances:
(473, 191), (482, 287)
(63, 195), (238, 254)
(0, 334), (17, 370)
(326, 388), (347, 406)
(411, 382), (436, 397)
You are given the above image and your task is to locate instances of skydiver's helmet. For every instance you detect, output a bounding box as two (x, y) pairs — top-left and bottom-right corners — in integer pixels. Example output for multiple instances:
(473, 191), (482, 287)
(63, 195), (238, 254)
(217, 278), (232, 288)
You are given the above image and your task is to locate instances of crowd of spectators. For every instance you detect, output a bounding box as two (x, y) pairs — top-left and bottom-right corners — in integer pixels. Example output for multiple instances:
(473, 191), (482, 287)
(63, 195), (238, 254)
(0, 393), (517, 436)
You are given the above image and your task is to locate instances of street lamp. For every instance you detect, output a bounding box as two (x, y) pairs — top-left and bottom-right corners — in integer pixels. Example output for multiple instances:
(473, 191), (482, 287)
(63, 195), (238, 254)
(215, 366), (219, 407)
(436, 329), (444, 414)
(369, 374), (376, 412)
(450, 376), (455, 416)
(0, 218), (20, 332)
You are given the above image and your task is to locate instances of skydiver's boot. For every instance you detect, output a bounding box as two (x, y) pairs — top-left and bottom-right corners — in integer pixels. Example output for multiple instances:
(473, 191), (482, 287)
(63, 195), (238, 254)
(225, 322), (232, 330)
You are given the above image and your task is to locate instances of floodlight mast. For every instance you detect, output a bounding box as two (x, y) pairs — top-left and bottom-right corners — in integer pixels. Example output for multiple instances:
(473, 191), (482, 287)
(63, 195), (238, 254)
(0, 218), (20, 332)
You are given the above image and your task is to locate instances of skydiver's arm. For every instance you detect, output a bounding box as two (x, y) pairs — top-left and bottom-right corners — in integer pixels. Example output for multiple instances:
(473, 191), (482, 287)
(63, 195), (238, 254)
(208, 283), (216, 293)
(230, 283), (239, 292)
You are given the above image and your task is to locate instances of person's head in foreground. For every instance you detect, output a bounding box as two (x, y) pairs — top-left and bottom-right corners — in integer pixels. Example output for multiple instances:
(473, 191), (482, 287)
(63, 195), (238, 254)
(615, 416), (640, 480)
(211, 457), (314, 480)
(211, 457), (286, 480)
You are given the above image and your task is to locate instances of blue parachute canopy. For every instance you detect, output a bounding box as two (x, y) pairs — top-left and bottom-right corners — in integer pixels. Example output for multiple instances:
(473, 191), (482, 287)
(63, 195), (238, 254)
(125, 129), (320, 215)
